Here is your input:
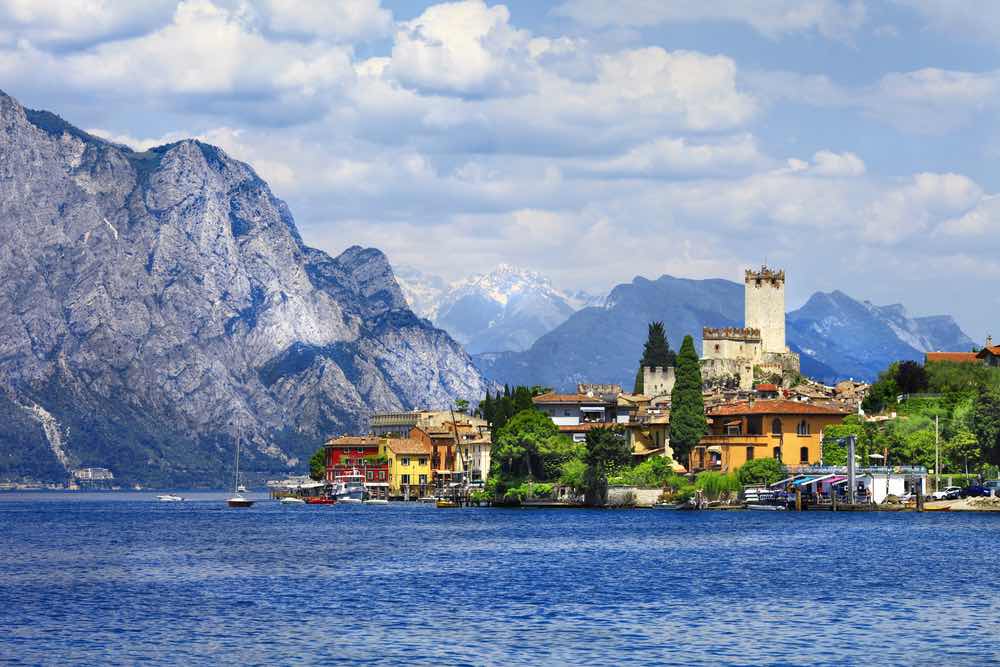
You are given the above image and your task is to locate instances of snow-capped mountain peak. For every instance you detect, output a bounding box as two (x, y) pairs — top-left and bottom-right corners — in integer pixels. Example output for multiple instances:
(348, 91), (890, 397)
(394, 264), (604, 353)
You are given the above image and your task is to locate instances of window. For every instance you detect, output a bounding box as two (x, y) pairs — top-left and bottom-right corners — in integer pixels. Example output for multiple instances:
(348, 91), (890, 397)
(419, 458), (427, 466)
(714, 344), (720, 352)
(366, 470), (373, 481)
(799, 446), (809, 464)
(418, 474), (427, 485)
(796, 420), (810, 436)
(356, 448), (364, 453)
(564, 410), (571, 416)
(378, 471), (386, 480)
(401, 457), (410, 466)
(771, 418), (782, 434)
(726, 424), (741, 435)
(746, 446), (755, 461)
(773, 447), (781, 462)
(401, 474), (410, 485)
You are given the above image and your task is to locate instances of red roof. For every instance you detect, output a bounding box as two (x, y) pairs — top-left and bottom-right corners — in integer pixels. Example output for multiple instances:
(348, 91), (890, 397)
(926, 352), (981, 364)
(977, 346), (1000, 359)
(325, 436), (380, 447)
(707, 399), (849, 417)
(557, 423), (619, 433)
(386, 438), (431, 455)
(755, 383), (778, 392)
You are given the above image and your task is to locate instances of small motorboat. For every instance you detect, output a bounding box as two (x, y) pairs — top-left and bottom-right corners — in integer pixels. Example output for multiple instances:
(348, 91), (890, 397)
(280, 497), (306, 505)
(338, 497), (363, 505)
(227, 496), (254, 508)
(747, 504), (786, 511)
(363, 499), (389, 505)
(436, 499), (460, 508)
(157, 494), (184, 502)
(305, 497), (336, 505)
(652, 502), (682, 510)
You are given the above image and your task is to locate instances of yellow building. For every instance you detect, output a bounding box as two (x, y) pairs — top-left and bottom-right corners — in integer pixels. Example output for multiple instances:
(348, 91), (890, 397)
(690, 399), (849, 473)
(380, 438), (433, 499)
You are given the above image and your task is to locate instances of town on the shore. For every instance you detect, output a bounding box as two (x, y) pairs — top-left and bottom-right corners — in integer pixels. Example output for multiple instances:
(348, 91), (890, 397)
(263, 265), (1000, 511)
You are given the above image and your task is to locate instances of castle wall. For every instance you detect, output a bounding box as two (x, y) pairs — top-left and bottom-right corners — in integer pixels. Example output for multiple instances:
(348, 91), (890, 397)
(745, 268), (786, 354)
(702, 336), (763, 363)
(642, 366), (675, 398)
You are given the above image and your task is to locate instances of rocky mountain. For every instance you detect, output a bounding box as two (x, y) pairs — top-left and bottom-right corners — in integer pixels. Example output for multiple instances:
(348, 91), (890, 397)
(0, 90), (487, 486)
(475, 275), (974, 390)
(395, 264), (601, 354)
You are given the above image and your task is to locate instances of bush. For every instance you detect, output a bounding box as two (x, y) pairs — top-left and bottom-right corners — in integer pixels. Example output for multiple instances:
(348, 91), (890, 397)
(737, 458), (787, 486)
(695, 471), (741, 499)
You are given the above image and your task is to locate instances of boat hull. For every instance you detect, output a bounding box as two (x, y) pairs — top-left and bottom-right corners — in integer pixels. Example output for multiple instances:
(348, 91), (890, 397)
(227, 498), (254, 508)
(305, 497), (336, 505)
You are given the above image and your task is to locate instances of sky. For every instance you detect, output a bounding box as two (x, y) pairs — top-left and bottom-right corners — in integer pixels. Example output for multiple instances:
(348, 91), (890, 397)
(1, 0), (999, 341)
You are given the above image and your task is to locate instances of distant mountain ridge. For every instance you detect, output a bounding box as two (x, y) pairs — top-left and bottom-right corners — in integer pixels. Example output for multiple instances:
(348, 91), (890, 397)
(396, 264), (602, 354)
(0, 90), (487, 485)
(475, 275), (974, 390)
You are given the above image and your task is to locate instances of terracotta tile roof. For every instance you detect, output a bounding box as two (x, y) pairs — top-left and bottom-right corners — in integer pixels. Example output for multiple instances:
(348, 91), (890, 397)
(976, 346), (1000, 359)
(707, 399), (850, 417)
(385, 438), (431, 456)
(533, 392), (608, 404)
(927, 352), (981, 364)
(558, 423), (621, 432)
(325, 435), (381, 447)
(755, 383), (778, 392)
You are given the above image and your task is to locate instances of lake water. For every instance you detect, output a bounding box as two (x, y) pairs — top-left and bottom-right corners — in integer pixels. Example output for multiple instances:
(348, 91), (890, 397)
(2, 493), (998, 665)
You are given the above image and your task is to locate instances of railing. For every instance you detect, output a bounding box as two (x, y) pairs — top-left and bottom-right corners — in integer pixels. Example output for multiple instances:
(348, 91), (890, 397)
(700, 434), (777, 444)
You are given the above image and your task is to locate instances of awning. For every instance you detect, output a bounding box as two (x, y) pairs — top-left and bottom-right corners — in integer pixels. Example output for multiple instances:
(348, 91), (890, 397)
(724, 419), (742, 426)
(796, 474), (836, 486)
(364, 482), (389, 487)
(792, 476), (818, 486)
(707, 445), (723, 454)
(580, 406), (606, 412)
(769, 476), (799, 488)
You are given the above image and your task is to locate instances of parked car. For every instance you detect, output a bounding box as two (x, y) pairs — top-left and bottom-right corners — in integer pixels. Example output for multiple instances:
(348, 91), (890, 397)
(960, 485), (992, 498)
(985, 480), (1000, 495)
(930, 486), (962, 500)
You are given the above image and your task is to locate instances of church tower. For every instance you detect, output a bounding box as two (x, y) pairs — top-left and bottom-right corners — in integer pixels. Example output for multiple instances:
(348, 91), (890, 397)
(744, 266), (786, 354)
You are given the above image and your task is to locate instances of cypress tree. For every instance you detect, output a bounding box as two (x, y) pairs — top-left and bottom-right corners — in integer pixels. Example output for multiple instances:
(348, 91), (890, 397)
(669, 334), (707, 466)
(513, 386), (534, 414)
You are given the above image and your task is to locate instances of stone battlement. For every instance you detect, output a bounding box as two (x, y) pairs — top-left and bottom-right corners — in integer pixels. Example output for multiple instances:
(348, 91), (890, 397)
(703, 326), (761, 340)
(745, 265), (785, 286)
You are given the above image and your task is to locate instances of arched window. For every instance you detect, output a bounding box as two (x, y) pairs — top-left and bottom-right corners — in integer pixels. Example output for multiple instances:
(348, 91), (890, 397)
(799, 446), (809, 464)
(796, 419), (810, 436)
(771, 418), (782, 434)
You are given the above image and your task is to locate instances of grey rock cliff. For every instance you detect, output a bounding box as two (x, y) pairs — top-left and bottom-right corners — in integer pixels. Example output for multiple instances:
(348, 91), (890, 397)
(0, 90), (486, 485)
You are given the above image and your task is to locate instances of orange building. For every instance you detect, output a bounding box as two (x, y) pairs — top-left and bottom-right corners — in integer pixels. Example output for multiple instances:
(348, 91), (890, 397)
(690, 399), (850, 473)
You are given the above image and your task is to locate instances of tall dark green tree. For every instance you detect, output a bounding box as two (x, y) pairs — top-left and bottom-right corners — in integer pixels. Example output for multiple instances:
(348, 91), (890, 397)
(669, 334), (707, 466)
(634, 321), (675, 393)
(513, 385), (535, 414)
(582, 426), (632, 506)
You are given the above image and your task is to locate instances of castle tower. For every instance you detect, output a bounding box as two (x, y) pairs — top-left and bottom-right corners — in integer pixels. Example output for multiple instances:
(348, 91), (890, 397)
(744, 266), (786, 354)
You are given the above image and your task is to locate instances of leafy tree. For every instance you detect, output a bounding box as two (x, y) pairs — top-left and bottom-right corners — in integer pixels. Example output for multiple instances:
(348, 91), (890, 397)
(736, 458), (787, 486)
(669, 335), (707, 465)
(582, 426), (631, 506)
(558, 458), (587, 495)
(513, 386), (535, 414)
(308, 447), (326, 481)
(454, 398), (469, 414)
(634, 321), (675, 394)
(945, 429), (981, 474)
(972, 385), (1000, 467)
(863, 362), (900, 413)
(896, 360), (929, 395)
(490, 409), (576, 482)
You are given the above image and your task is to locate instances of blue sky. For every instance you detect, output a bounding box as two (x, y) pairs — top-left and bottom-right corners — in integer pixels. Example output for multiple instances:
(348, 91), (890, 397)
(1, 0), (998, 342)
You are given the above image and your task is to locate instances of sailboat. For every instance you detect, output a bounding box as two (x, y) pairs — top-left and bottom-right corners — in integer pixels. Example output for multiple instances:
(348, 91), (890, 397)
(227, 418), (254, 508)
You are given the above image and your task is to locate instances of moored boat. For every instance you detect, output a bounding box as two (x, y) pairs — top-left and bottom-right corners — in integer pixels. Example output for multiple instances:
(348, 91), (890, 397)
(157, 494), (184, 502)
(747, 504), (786, 511)
(226, 418), (254, 508)
(363, 499), (389, 505)
(279, 496), (306, 505)
(436, 499), (460, 508)
(305, 497), (336, 505)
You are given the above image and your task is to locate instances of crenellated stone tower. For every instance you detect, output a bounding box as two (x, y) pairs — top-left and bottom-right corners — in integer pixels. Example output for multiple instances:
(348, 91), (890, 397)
(744, 266), (787, 354)
(700, 265), (799, 390)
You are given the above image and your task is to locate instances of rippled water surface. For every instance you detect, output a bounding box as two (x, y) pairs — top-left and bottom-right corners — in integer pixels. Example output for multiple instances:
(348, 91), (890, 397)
(2, 492), (999, 665)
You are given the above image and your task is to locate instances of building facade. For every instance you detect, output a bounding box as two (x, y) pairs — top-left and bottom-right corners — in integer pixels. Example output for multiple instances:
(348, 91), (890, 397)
(380, 438), (432, 499)
(323, 436), (389, 493)
(689, 399), (849, 473)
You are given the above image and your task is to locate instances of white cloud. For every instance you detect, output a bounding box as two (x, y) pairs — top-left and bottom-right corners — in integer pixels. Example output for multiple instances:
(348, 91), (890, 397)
(389, 0), (535, 96)
(0, 0), (175, 48)
(586, 134), (766, 177)
(895, 0), (1000, 42)
(937, 195), (1000, 238)
(259, 0), (392, 42)
(553, 0), (867, 41)
(811, 150), (865, 176)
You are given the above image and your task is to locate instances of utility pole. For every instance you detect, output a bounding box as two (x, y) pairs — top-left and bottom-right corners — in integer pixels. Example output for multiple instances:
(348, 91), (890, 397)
(935, 415), (940, 493)
(845, 435), (857, 505)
